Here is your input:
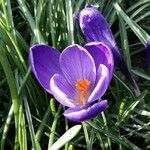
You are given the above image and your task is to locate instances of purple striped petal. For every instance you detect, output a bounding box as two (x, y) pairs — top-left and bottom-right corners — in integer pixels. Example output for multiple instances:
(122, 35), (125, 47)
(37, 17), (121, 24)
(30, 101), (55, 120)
(60, 44), (96, 88)
(29, 44), (61, 93)
(50, 74), (77, 108)
(64, 100), (108, 122)
(88, 64), (109, 103)
(78, 5), (117, 50)
(85, 42), (114, 81)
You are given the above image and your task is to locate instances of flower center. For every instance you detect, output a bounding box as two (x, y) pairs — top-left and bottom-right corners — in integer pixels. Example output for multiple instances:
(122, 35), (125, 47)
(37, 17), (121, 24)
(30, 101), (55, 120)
(75, 80), (91, 105)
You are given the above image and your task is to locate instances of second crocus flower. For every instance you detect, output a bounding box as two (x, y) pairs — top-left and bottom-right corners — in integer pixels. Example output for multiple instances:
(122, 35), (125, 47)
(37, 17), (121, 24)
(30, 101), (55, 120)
(77, 4), (132, 81)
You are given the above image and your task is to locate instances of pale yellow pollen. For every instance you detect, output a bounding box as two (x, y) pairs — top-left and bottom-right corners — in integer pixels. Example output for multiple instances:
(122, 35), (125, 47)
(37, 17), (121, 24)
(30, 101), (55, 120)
(75, 80), (91, 105)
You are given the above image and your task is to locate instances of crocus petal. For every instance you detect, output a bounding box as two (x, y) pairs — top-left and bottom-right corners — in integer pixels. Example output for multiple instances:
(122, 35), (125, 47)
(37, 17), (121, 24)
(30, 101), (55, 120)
(29, 44), (61, 93)
(64, 100), (108, 122)
(50, 74), (77, 108)
(146, 39), (150, 66)
(78, 5), (122, 68)
(60, 44), (96, 88)
(78, 5), (117, 51)
(88, 64), (109, 103)
(85, 42), (114, 81)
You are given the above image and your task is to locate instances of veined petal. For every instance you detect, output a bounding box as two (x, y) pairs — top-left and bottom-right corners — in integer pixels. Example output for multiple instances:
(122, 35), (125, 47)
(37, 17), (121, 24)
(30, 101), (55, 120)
(78, 5), (117, 49)
(29, 44), (61, 93)
(50, 74), (77, 108)
(88, 64), (109, 103)
(60, 44), (96, 89)
(85, 42), (114, 81)
(64, 100), (108, 122)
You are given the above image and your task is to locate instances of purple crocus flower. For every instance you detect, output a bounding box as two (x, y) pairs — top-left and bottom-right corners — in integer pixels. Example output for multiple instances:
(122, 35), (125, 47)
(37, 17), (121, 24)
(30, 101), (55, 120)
(29, 42), (114, 122)
(146, 39), (150, 66)
(77, 4), (132, 81)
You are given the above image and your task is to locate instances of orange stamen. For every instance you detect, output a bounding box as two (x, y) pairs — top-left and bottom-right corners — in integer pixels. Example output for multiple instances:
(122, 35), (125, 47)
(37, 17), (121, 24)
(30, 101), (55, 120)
(75, 80), (91, 105)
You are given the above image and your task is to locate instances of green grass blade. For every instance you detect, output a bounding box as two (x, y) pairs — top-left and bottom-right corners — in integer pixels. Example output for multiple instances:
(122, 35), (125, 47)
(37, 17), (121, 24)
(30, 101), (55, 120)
(23, 95), (41, 150)
(0, 105), (14, 150)
(117, 90), (148, 124)
(49, 125), (82, 150)
(114, 2), (150, 45)
(87, 121), (140, 150)
(127, 0), (150, 13)
(118, 14), (131, 70)
(82, 122), (91, 150)
(17, 0), (44, 43)
(114, 74), (135, 98)
(18, 103), (27, 150)
(131, 69), (150, 81)
(66, 0), (74, 44)
(48, 105), (61, 148)
(35, 107), (51, 142)
(130, 3), (150, 19)
(0, 41), (20, 147)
